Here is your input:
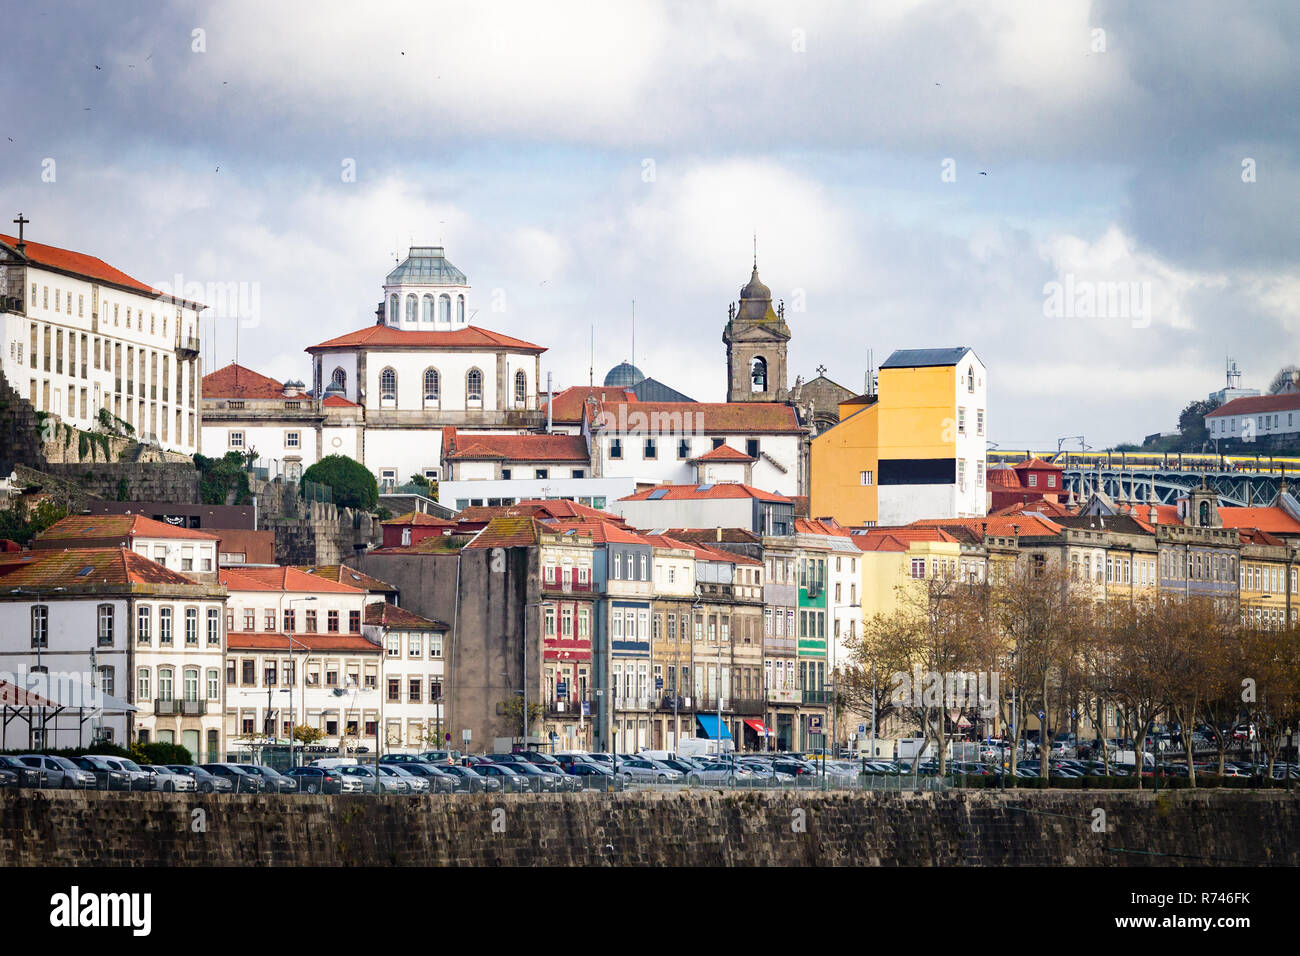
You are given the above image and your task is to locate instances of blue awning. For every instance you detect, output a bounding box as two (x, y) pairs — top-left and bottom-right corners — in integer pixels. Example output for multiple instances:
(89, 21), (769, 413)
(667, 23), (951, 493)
(695, 714), (732, 740)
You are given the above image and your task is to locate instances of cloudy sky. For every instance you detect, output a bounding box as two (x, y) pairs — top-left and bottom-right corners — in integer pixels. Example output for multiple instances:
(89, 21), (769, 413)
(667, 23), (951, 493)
(3, 0), (1298, 449)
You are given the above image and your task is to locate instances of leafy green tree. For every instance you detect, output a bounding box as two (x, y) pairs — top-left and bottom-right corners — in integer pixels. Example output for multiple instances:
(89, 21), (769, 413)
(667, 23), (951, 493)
(292, 724), (327, 746)
(194, 452), (252, 505)
(301, 455), (378, 511)
(0, 498), (68, 547)
(1177, 398), (1220, 451)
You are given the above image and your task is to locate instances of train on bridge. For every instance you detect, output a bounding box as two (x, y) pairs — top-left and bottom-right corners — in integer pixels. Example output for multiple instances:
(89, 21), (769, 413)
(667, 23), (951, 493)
(988, 449), (1300, 475)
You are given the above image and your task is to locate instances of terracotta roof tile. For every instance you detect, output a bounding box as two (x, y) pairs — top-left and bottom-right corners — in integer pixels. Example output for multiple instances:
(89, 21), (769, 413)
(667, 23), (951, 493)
(541, 386), (637, 422)
(689, 444), (755, 462)
(226, 632), (378, 652)
(36, 513), (219, 544)
(1217, 506), (1300, 535)
(0, 548), (204, 590)
(306, 324), (544, 353)
(219, 566), (366, 593)
(620, 483), (791, 504)
(201, 363), (288, 400)
(465, 516), (544, 549)
(444, 430), (588, 462)
(1, 233), (159, 296)
(588, 400), (802, 433)
(363, 601), (447, 630)
(1206, 393), (1300, 418)
(293, 564), (399, 591)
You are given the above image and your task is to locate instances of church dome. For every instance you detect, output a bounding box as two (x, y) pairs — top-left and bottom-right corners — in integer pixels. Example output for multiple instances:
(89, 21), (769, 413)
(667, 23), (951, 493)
(603, 361), (645, 387)
(386, 246), (468, 287)
(739, 266), (770, 301)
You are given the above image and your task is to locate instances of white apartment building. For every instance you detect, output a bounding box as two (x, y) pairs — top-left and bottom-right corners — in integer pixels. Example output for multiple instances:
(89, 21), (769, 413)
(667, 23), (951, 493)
(220, 566), (381, 753)
(364, 601), (449, 754)
(0, 227), (204, 454)
(0, 548), (226, 757)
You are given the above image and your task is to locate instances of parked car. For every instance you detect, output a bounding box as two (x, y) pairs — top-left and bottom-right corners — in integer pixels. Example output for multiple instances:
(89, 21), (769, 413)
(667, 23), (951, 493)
(554, 753), (597, 772)
(566, 762), (614, 779)
(0, 755), (46, 788)
(517, 750), (563, 767)
(282, 766), (362, 794)
(73, 755), (133, 791)
(139, 764), (197, 792)
(0, 767), (18, 788)
(528, 762), (579, 791)
(378, 754), (423, 764)
(200, 763), (266, 793)
(417, 750), (461, 764)
(397, 762), (458, 793)
(339, 765), (407, 793)
(167, 764), (234, 793)
(17, 755), (92, 790)
(685, 763), (759, 785)
(617, 758), (683, 784)
(500, 760), (562, 791)
(472, 763), (529, 792)
(436, 765), (489, 792)
(381, 765), (429, 793)
(238, 764), (299, 793)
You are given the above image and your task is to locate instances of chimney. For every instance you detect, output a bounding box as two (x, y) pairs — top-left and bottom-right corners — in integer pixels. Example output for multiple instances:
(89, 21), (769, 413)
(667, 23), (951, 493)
(716, 526), (722, 542)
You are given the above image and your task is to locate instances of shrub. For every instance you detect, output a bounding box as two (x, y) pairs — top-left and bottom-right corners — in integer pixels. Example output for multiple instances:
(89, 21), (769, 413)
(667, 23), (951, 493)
(301, 455), (378, 511)
(133, 741), (193, 765)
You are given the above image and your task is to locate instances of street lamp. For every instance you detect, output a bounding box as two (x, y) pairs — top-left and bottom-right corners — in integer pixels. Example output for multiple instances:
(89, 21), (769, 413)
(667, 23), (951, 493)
(285, 596), (317, 769)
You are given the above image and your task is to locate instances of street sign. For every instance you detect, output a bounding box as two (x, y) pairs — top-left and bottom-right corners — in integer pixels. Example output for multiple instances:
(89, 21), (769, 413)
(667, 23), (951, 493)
(581, 701), (591, 717)
(556, 681), (567, 700)
(858, 724), (867, 735)
(1037, 710), (1045, 720)
(461, 729), (472, 743)
(808, 715), (823, 734)
(655, 677), (663, 690)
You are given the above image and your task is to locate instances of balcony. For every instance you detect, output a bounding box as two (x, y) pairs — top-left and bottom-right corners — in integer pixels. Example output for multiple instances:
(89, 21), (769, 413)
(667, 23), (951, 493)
(181, 699), (207, 716)
(154, 698), (207, 715)
(657, 694), (692, 712)
(801, 689), (831, 705)
(154, 698), (178, 715)
(176, 335), (200, 357)
(613, 696), (654, 712)
(546, 693), (592, 717)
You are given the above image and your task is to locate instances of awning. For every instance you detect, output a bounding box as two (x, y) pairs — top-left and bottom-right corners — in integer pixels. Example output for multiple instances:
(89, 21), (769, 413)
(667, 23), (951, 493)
(695, 714), (732, 740)
(743, 719), (772, 737)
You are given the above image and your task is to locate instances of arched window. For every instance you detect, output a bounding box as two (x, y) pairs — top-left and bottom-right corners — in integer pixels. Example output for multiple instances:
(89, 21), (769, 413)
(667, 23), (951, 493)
(514, 369), (527, 405)
(466, 368), (483, 403)
(380, 367), (397, 406)
(388, 294), (398, 325)
(158, 667), (174, 702)
(422, 294), (434, 323)
(750, 356), (768, 393)
(405, 294), (417, 324)
(440, 294), (452, 324)
(331, 367), (346, 390)
(457, 294), (465, 324)
(423, 368), (440, 406)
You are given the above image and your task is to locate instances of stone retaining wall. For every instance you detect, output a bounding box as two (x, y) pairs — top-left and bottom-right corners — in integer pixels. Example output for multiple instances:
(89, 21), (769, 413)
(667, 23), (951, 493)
(1, 789), (1295, 867)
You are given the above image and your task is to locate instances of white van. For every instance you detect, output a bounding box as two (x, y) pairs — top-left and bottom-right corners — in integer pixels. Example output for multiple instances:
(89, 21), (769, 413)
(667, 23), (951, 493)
(638, 750), (675, 762)
(311, 757), (359, 769)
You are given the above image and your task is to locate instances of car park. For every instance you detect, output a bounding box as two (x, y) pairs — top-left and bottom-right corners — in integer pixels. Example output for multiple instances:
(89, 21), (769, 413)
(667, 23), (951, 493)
(139, 765), (197, 792)
(282, 766), (362, 794)
(472, 763), (529, 792)
(382, 765), (430, 793)
(167, 765), (233, 793)
(239, 764), (300, 793)
(200, 763), (266, 793)
(617, 758), (683, 783)
(0, 755), (45, 788)
(17, 755), (91, 789)
(685, 763), (759, 785)
(73, 755), (133, 791)
(437, 765), (489, 792)
(500, 760), (562, 791)
(554, 752), (598, 772)
(339, 765), (408, 793)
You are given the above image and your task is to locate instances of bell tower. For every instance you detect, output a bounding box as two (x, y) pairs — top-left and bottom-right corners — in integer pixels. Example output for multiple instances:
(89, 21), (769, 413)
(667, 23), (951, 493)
(723, 256), (791, 403)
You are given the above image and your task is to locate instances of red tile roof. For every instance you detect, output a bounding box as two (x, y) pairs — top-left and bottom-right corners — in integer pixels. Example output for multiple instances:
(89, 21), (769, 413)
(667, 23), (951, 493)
(322, 394), (359, 407)
(851, 527), (959, 550)
(364, 601), (447, 630)
(542, 386), (638, 422)
(1217, 506), (1300, 535)
(588, 401), (803, 433)
(535, 519), (652, 547)
(226, 632), (379, 652)
(516, 499), (626, 524)
(201, 363), (288, 400)
(35, 513), (219, 544)
(619, 483), (791, 504)
(0, 232), (158, 296)
(1206, 393), (1300, 418)
(444, 430), (589, 462)
(794, 517), (851, 537)
(909, 514), (1064, 538)
(0, 548), (203, 590)
(379, 512), (459, 528)
(1012, 457), (1064, 471)
(306, 324), (544, 353)
(990, 499), (1076, 518)
(219, 566), (365, 593)
(293, 565), (399, 592)
(465, 516), (545, 549)
(690, 444), (755, 462)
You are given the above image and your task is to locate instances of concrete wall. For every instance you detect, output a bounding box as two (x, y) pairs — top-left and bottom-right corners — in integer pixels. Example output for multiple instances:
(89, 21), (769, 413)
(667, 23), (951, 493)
(1, 789), (1295, 866)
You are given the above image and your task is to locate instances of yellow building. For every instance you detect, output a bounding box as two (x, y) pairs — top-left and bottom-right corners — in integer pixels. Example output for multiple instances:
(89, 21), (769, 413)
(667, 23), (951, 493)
(811, 347), (987, 527)
(1239, 531), (1298, 628)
